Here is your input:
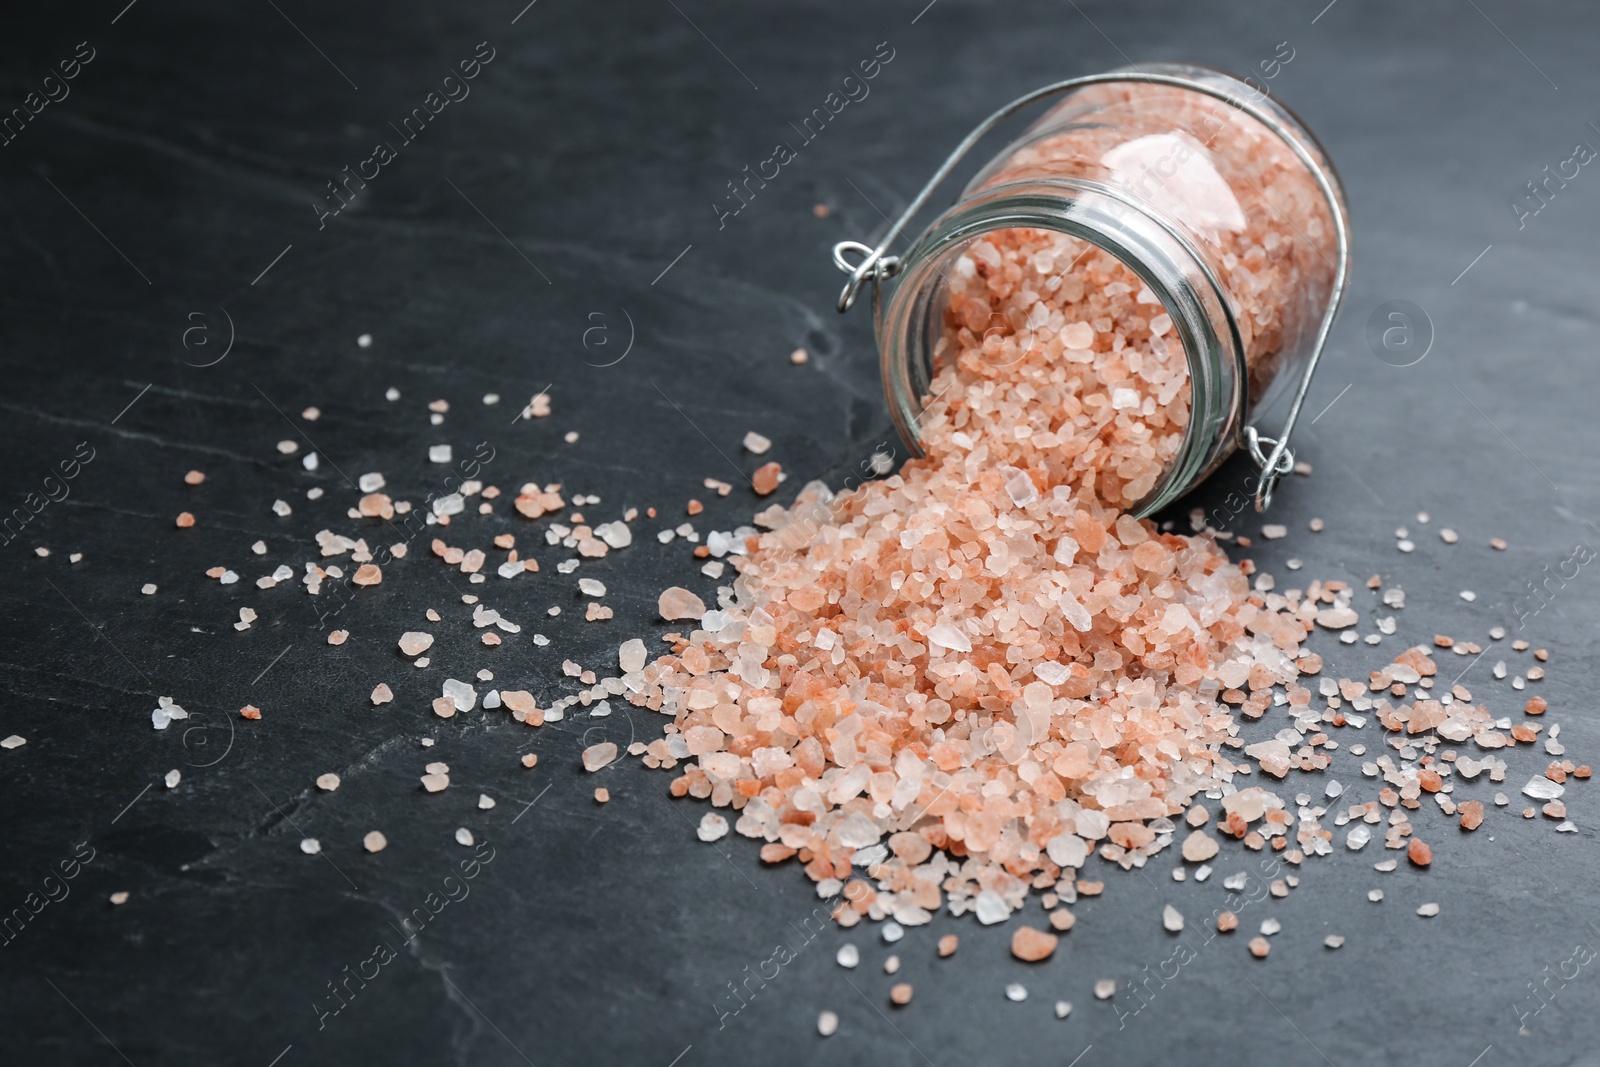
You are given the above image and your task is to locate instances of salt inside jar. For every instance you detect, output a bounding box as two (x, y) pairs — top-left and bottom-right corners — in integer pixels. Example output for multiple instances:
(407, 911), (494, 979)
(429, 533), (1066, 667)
(833, 63), (1350, 515)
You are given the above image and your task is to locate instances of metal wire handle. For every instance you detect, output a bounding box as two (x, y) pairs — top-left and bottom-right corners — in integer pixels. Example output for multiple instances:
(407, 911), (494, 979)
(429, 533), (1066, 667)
(831, 71), (1351, 513)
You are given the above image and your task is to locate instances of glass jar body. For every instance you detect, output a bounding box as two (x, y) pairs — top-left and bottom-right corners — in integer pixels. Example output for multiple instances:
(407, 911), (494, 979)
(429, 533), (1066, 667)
(880, 64), (1347, 516)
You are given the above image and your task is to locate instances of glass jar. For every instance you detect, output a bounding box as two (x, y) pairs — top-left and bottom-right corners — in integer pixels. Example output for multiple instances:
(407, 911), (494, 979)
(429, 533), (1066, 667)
(832, 64), (1350, 516)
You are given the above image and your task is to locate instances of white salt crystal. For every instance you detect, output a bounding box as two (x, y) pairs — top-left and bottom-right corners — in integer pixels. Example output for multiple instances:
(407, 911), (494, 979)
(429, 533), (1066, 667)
(927, 622), (971, 653)
(1522, 776), (1564, 800)
(974, 891), (1009, 925)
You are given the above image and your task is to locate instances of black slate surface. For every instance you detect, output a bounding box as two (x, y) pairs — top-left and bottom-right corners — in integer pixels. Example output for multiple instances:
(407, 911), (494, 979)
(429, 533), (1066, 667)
(3, 2), (1600, 1064)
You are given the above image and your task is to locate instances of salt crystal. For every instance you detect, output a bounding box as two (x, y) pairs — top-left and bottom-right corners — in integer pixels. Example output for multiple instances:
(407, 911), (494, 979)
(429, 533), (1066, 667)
(1162, 904), (1184, 932)
(836, 944), (859, 969)
(455, 827), (475, 846)
(1522, 776), (1564, 800)
(927, 622), (971, 653)
(442, 679), (478, 712)
(164, 769), (181, 789)
(582, 742), (618, 772)
(1034, 661), (1071, 685)
(658, 586), (706, 621)
(1005, 983), (1028, 1002)
(1417, 902), (1440, 917)
(742, 431), (772, 454)
(399, 632), (434, 656)
(974, 891), (1009, 925)
(817, 1010), (838, 1036)
(1055, 1001), (1072, 1019)
(0, 735), (24, 750)
(300, 838), (321, 854)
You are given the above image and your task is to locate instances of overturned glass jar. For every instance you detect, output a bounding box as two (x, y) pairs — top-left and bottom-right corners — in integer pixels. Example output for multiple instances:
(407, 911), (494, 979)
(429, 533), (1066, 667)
(832, 63), (1350, 515)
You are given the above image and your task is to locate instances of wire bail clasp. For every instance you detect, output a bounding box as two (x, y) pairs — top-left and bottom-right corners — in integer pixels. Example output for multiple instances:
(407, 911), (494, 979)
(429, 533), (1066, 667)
(832, 241), (901, 314)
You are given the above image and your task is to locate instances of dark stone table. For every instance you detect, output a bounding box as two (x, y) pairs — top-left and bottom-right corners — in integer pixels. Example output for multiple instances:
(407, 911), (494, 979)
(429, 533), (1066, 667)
(3, 1), (1598, 1064)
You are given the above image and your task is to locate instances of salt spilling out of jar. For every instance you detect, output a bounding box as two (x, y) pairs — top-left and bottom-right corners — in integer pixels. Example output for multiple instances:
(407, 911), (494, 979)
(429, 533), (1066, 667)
(640, 200), (1310, 927)
(625, 73), (1574, 941)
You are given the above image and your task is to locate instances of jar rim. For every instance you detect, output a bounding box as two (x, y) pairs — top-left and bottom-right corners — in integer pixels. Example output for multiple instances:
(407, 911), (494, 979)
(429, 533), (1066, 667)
(878, 178), (1246, 518)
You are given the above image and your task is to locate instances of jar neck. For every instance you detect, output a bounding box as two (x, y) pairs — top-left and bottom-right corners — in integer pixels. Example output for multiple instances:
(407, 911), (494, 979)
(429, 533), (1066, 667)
(879, 179), (1246, 517)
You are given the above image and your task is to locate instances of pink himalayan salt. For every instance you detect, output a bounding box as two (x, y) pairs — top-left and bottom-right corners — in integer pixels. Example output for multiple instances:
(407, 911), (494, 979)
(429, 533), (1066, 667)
(583, 742), (618, 772)
(658, 587), (707, 621)
(628, 97), (1330, 925)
